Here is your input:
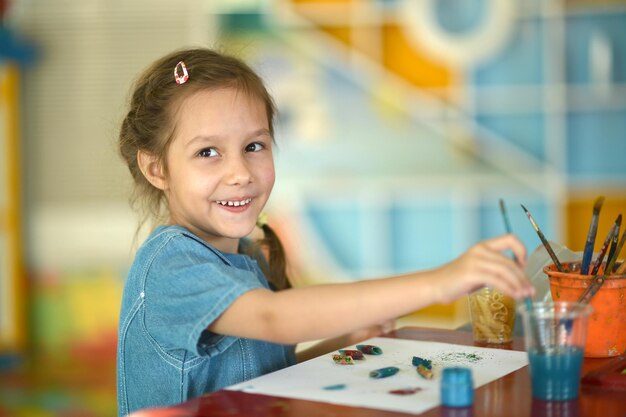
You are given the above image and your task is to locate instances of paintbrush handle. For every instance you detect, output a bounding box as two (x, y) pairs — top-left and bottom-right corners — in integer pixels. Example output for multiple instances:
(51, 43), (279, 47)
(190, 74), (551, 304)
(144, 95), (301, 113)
(499, 199), (519, 263)
(578, 275), (606, 305)
(581, 218), (599, 275)
(605, 228), (626, 275)
(536, 229), (564, 272)
(522, 207), (564, 272)
(523, 297), (545, 354)
(606, 216), (621, 267)
(581, 197), (605, 275)
(591, 223), (617, 275)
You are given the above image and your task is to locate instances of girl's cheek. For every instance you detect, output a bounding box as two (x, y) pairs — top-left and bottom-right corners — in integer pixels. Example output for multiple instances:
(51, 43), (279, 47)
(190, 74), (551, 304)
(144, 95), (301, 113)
(267, 169), (276, 188)
(261, 161), (276, 185)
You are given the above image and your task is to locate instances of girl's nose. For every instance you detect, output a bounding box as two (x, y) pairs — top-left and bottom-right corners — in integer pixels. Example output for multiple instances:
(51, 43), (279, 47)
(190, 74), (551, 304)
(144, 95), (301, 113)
(225, 155), (252, 185)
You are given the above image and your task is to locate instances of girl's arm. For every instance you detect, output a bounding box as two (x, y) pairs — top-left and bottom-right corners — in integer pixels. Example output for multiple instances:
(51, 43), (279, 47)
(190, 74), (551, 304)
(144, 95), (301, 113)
(208, 234), (533, 344)
(295, 320), (395, 362)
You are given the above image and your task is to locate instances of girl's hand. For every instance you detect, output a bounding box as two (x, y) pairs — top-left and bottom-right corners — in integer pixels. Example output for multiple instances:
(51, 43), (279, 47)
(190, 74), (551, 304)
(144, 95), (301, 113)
(433, 234), (534, 304)
(341, 320), (396, 346)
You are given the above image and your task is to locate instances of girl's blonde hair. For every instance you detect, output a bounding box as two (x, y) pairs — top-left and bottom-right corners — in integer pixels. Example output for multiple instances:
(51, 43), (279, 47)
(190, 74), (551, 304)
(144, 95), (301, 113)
(118, 47), (290, 290)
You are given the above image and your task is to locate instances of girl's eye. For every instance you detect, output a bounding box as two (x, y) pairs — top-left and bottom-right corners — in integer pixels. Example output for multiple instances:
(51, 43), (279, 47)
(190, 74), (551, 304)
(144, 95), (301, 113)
(198, 147), (218, 158)
(245, 142), (265, 152)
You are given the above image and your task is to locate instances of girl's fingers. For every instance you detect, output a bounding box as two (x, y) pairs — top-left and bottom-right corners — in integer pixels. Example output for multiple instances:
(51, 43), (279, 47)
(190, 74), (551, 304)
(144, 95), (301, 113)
(478, 259), (533, 298)
(437, 233), (535, 303)
(471, 242), (525, 280)
(470, 243), (534, 298)
(482, 234), (528, 267)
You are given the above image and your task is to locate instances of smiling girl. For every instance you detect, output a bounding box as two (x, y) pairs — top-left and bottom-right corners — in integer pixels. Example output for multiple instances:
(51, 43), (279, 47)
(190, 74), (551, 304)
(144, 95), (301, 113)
(116, 48), (533, 416)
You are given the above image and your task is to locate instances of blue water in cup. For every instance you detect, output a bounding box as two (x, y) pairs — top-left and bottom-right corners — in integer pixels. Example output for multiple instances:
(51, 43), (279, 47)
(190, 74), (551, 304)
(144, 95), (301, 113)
(528, 346), (584, 400)
(519, 301), (592, 402)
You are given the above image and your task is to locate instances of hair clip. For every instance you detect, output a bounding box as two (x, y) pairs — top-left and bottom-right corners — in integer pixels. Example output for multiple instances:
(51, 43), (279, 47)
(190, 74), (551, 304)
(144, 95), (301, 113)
(174, 61), (189, 85)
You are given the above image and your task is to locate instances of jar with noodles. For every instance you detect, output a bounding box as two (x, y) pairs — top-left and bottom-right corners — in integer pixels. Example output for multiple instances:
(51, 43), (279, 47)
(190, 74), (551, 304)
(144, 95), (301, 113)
(468, 286), (516, 344)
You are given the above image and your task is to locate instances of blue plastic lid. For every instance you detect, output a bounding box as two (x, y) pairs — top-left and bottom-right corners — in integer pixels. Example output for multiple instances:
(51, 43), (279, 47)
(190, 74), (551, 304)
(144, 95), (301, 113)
(441, 367), (474, 408)
(442, 367), (473, 384)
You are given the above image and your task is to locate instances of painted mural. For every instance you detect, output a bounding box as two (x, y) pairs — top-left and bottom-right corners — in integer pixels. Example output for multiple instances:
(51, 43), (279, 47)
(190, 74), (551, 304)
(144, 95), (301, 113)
(1, 1), (626, 415)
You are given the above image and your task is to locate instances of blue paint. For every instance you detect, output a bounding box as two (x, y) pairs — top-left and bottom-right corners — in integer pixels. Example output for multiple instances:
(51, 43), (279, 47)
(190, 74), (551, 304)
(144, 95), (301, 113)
(323, 383), (347, 391)
(356, 344), (383, 355)
(369, 366), (399, 379)
(528, 346), (584, 401)
(412, 356), (432, 368)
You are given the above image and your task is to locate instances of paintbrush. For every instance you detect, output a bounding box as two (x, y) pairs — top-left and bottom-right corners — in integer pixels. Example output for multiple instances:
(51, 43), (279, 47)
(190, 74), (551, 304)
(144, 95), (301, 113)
(615, 258), (626, 275)
(499, 199), (519, 263)
(605, 227), (626, 275)
(521, 204), (564, 272)
(500, 200), (543, 351)
(500, 199), (530, 298)
(578, 274), (605, 305)
(578, 226), (626, 304)
(581, 196), (605, 275)
(606, 214), (621, 270)
(590, 215), (620, 275)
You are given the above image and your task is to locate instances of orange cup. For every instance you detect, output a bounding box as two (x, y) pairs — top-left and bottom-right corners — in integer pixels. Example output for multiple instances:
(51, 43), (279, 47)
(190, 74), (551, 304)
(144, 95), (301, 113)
(544, 261), (626, 357)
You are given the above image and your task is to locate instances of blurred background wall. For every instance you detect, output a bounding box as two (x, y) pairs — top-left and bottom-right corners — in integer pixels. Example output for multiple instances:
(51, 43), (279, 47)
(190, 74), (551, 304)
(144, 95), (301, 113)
(1, 0), (625, 415)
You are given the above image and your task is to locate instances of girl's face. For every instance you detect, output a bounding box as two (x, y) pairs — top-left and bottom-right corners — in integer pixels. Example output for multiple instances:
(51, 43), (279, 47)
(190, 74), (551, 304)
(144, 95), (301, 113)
(162, 87), (275, 253)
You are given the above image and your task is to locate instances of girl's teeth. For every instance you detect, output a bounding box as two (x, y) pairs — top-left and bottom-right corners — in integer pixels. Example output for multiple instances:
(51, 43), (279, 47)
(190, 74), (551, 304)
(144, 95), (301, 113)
(218, 198), (251, 207)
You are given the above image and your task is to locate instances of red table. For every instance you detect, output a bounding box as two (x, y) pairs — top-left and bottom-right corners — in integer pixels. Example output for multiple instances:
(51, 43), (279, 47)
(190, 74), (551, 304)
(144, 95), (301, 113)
(130, 327), (626, 417)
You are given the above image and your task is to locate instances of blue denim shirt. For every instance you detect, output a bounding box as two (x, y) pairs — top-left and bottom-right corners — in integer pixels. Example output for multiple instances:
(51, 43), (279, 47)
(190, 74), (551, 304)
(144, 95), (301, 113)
(117, 225), (296, 416)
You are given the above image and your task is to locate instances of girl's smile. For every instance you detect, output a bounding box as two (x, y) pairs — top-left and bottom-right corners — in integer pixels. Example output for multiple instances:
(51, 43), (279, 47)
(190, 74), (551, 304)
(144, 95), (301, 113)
(215, 197), (254, 211)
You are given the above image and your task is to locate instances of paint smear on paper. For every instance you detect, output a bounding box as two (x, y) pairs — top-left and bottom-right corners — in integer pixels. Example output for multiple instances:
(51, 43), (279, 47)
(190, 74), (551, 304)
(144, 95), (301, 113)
(389, 387), (423, 395)
(437, 352), (484, 364)
(323, 383), (347, 390)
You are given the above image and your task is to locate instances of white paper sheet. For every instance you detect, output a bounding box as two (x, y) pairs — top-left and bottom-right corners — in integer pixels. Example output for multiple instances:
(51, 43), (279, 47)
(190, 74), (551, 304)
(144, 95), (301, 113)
(227, 337), (529, 415)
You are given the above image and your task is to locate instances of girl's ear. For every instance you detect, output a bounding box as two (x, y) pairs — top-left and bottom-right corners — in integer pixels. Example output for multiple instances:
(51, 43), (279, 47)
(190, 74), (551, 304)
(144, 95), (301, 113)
(137, 150), (168, 190)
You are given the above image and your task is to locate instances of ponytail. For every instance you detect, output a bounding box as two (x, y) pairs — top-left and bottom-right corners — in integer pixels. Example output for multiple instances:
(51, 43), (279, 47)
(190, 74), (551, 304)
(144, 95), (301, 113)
(242, 214), (290, 291)
(258, 223), (291, 291)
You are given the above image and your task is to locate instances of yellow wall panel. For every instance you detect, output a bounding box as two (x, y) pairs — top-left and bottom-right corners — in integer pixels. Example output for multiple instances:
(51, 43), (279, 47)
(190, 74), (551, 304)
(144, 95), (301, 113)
(319, 26), (352, 46)
(381, 24), (456, 95)
(319, 26), (383, 62)
(0, 63), (26, 354)
(291, 0), (353, 4)
(566, 192), (626, 253)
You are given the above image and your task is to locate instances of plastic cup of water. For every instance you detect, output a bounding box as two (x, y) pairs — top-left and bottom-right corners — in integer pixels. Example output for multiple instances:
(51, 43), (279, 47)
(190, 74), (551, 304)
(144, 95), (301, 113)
(518, 301), (592, 401)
